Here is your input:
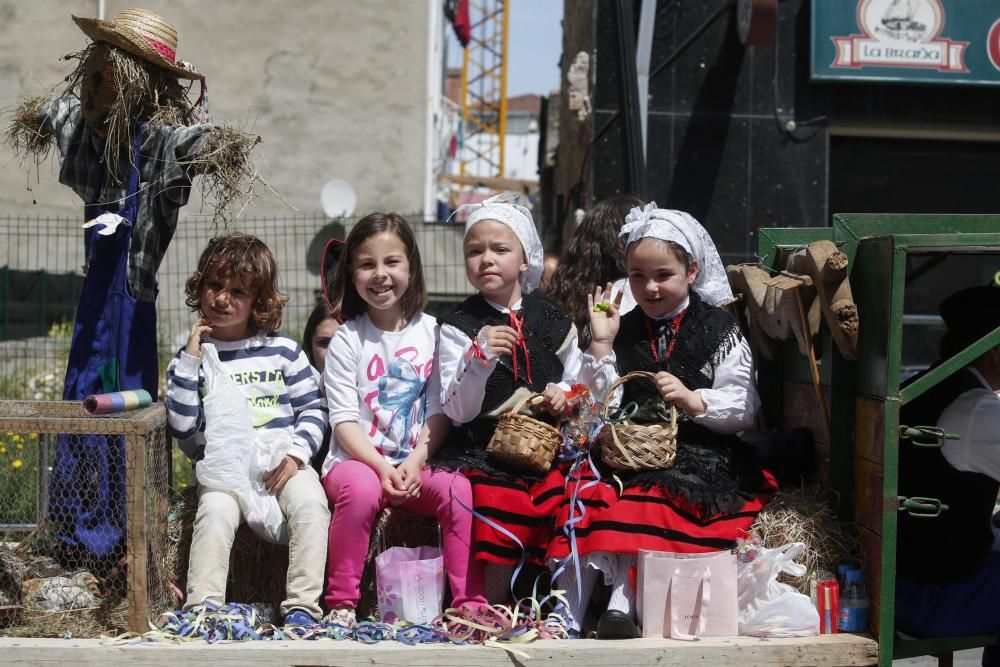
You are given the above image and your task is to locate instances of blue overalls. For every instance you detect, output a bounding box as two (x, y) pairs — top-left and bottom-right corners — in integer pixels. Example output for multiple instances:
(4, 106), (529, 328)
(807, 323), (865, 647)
(50, 126), (160, 559)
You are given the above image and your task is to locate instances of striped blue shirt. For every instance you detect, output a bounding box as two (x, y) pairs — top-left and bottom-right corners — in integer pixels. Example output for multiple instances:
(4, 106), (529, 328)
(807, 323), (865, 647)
(166, 331), (327, 465)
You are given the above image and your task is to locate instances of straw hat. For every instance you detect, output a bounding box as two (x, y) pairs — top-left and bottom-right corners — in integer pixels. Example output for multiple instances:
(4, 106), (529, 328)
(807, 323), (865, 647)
(72, 8), (203, 80)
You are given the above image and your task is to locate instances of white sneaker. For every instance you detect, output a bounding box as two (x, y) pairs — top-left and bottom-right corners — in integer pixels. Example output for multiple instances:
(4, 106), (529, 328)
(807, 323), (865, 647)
(322, 607), (356, 628)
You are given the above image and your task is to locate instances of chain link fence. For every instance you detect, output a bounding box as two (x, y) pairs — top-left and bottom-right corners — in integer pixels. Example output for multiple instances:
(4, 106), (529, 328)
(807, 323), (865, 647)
(0, 401), (168, 636)
(0, 212), (472, 635)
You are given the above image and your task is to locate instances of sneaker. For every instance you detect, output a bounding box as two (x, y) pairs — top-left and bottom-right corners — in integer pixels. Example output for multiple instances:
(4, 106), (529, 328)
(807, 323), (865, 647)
(283, 610), (317, 627)
(322, 607), (356, 628)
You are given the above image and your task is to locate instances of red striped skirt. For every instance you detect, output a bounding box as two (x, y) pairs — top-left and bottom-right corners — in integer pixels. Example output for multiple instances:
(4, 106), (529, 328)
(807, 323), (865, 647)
(467, 466), (567, 565)
(546, 460), (777, 559)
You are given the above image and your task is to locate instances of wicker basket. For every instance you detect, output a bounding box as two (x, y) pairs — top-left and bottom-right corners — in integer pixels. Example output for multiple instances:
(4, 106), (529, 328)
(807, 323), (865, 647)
(486, 392), (562, 473)
(598, 371), (679, 471)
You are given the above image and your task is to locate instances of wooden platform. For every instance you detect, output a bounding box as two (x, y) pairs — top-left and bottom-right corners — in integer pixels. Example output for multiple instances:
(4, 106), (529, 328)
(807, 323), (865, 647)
(0, 634), (878, 667)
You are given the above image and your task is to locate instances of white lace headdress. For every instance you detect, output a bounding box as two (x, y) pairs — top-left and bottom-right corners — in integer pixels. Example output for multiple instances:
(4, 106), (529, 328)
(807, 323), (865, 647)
(456, 193), (544, 294)
(619, 202), (733, 306)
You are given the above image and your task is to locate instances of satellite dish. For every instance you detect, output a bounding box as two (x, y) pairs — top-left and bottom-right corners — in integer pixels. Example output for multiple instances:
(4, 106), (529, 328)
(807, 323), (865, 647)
(320, 179), (357, 218)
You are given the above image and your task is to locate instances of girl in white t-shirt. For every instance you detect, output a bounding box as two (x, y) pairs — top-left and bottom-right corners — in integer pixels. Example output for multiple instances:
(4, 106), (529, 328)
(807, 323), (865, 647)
(320, 213), (486, 626)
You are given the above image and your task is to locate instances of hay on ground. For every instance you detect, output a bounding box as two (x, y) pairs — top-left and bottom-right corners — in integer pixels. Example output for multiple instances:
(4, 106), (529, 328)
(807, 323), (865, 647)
(749, 485), (860, 594)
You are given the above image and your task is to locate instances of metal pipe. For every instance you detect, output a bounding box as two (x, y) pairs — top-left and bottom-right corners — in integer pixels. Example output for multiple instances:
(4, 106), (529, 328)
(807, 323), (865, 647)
(98, 0), (106, 20)
(636, 0), (657, 164)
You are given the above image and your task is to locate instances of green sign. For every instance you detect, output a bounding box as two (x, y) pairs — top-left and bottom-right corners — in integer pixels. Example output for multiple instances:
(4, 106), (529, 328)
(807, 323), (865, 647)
(812, 0), (1000, 86)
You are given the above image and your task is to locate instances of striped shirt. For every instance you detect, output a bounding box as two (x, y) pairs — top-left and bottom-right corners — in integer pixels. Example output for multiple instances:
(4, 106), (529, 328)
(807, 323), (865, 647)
(166, 331), (327, 466)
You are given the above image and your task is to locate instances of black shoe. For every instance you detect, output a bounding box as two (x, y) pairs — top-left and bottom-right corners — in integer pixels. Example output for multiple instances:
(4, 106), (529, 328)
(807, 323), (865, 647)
(597, 609), (639, 639)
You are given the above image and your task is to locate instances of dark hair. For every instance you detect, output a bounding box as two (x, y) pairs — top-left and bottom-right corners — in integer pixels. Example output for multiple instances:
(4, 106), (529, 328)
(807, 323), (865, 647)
(302, 300), (342, 368)
(546, 195), (643, 345)
(329, 212), (428, 321)
(185, 234), (287, 333)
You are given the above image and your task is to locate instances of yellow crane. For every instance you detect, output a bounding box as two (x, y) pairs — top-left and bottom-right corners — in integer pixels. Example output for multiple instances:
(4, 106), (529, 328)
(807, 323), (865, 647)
(459, 0), (509, 179)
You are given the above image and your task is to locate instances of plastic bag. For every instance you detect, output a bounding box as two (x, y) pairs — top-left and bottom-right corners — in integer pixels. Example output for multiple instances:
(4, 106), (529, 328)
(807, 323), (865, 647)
(375, 546), (445, 624)
(737, 542), (819, 637)
(196, 344), (289, 544)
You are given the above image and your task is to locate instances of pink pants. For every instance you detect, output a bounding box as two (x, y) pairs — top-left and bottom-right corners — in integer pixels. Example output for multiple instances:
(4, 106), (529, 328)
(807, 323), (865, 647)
(322, 459), (486, 610)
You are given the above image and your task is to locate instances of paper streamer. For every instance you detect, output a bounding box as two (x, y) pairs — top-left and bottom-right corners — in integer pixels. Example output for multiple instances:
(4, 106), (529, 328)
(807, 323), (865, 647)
(83, 389), (153, 415)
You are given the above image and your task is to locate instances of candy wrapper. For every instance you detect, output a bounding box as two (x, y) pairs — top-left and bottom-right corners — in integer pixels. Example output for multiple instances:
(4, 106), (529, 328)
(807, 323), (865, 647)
(558, 384), (604, 459)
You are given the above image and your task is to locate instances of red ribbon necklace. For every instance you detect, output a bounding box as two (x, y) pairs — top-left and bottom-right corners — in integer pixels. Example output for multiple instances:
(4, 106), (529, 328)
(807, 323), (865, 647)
(644, 309), (686, 364)
(508, 309), (533, 385)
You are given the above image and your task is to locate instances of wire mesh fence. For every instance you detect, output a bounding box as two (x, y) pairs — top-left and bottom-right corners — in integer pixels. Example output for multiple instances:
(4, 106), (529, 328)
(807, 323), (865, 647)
(0, 401), (168, 635)
(0, 213), (473, 404)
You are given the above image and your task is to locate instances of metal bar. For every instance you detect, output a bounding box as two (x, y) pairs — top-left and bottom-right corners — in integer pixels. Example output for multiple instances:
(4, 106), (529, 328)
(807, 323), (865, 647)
(900, 326), (1000, 405)
(615, 0), (648, 198)
(498, 0), (508, 178)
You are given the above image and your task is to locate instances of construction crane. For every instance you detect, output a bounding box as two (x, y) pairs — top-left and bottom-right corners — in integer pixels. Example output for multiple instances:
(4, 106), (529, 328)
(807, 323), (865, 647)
(458, 0), (509, 179)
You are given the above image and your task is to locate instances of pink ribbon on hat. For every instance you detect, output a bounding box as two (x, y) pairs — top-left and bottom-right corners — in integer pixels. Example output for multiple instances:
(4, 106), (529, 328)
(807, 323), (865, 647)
(143, 36), (177, 62)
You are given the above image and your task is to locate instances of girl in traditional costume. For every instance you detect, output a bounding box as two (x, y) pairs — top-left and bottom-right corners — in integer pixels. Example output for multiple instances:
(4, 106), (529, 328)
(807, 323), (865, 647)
(549, 204), (776, 638)
(433, 194), (583, 603)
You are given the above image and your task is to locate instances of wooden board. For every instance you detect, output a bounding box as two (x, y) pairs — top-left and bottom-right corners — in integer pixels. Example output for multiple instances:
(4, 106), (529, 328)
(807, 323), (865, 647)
(853, 398), (884, 466)
(0, 635), (879, 667)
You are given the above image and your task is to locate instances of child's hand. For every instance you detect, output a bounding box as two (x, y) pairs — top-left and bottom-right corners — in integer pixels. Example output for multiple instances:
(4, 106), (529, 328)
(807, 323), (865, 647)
(654, 371), (706, 417)
(483, 325), (519, 356)
(184, 318), (213, 358)
(379, 466), (409, 505)
(539, 384), (567, 416)
(262, 455), (300, 495)
(396, 457), (424, 498)
(587, 283), (624, 358)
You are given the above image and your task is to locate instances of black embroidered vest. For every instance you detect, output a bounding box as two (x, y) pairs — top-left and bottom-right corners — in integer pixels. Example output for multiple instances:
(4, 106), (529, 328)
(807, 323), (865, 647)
(433, 293), (572, 475)
(608, 291), (761, 514)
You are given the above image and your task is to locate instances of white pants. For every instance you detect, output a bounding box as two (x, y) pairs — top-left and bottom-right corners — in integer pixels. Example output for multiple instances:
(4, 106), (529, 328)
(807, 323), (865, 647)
(185, 466), (330, 619)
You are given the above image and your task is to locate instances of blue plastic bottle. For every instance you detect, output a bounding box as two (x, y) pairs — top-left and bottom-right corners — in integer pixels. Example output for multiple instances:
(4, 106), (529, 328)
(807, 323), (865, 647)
(838, 569), (869, 632)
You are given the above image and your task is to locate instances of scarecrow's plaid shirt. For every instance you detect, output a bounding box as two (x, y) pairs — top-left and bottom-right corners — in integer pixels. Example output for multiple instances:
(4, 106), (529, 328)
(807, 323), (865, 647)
(39, 95), (210, 303)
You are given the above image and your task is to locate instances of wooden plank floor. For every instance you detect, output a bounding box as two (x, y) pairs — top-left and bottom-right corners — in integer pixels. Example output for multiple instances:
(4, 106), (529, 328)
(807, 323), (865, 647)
(0, 634), (878, 667)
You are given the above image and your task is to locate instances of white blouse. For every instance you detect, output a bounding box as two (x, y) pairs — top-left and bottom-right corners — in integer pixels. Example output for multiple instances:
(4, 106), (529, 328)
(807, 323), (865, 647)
(438, 297), (583, 424)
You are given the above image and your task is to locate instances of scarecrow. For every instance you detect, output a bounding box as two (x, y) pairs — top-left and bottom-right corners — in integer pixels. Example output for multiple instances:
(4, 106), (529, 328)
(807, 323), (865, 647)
(5, 8), (258, 562)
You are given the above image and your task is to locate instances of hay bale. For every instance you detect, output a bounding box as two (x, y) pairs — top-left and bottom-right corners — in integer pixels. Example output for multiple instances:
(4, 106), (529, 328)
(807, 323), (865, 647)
(749, 485), (860, 593)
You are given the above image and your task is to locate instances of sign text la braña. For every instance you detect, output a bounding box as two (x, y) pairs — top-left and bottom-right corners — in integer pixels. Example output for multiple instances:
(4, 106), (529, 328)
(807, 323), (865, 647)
(812, 0), (1000, 86)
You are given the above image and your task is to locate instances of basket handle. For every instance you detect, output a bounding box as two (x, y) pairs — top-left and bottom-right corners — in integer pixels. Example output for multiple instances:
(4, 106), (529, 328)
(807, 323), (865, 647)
(602, 371), (677, 427)
(506, 391), (547, 416)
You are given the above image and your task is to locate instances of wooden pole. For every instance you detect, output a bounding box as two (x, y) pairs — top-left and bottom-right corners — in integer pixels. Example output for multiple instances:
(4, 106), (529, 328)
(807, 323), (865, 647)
(125, 434), (147, 634)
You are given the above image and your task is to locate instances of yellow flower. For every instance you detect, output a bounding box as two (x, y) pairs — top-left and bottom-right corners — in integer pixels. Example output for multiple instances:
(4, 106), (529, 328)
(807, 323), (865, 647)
(0, 447), (6, 454)
(29, 433), (38, 439)
(16, 443), (23, 450)
(11, 460), (22, 469)
(12, 435), (22, 443)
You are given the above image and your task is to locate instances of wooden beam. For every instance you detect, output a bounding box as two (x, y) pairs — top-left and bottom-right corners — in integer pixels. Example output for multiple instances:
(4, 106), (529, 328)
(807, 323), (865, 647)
(440, 173), (538, 194)
(124, 434), (147, 634)
(0, 634), (879, 666)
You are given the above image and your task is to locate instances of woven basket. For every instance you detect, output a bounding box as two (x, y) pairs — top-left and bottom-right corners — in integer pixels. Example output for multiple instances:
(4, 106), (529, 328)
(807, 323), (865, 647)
(486, 392), (562, 473)
(598, 371), (679, 471)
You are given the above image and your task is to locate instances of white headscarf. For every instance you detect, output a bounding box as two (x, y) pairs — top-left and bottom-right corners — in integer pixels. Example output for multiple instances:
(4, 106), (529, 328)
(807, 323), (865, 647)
(457, 192), (544, 294)
(619, 202), (733, 307)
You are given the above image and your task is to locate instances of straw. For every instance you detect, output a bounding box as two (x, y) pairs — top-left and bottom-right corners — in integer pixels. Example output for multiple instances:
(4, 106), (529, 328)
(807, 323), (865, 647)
(749, 485), (860, 593)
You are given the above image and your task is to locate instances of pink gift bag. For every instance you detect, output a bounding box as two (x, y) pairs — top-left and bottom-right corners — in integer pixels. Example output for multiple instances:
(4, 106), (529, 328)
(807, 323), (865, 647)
(637, 549), (739, 640)
(375, 546), (445, 624)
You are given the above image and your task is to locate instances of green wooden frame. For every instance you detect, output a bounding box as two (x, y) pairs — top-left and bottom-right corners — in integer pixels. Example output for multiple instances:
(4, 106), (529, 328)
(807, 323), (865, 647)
(757, 214), (1000, 667)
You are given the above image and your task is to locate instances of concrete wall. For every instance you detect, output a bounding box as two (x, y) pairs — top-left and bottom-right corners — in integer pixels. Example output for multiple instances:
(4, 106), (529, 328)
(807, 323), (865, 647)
(0, 0), (431, 218)
(0, 0), (448, 341)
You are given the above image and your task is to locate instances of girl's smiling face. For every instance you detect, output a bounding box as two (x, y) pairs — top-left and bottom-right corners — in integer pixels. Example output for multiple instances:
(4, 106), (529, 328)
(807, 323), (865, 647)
(626, 238), (698, 319)
(351, 232), (411, 329)
(464, 220), (527, 307)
